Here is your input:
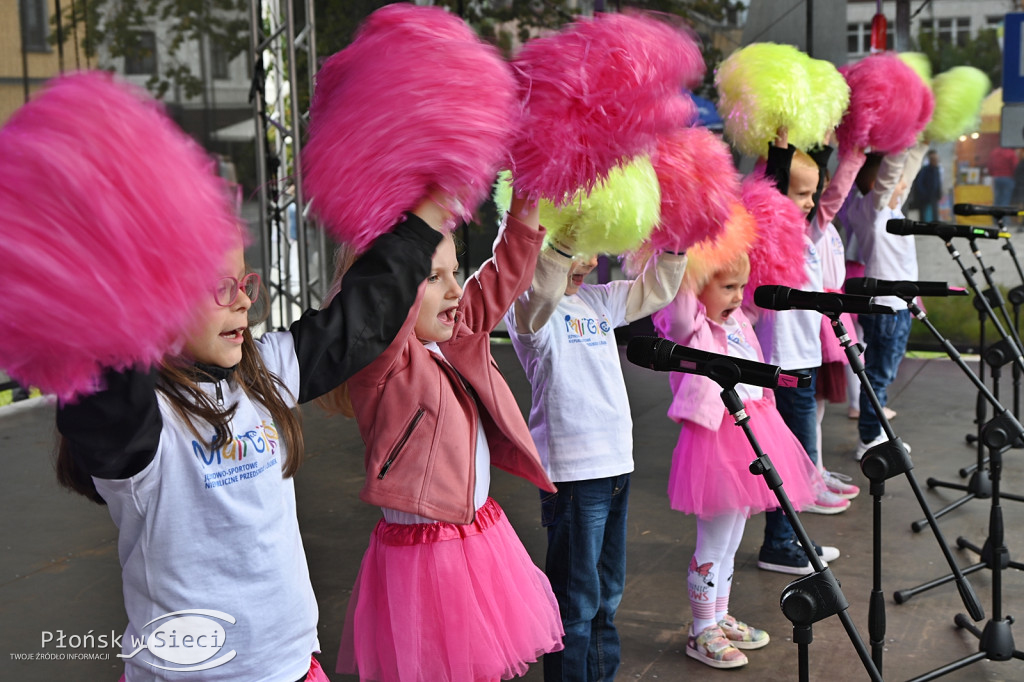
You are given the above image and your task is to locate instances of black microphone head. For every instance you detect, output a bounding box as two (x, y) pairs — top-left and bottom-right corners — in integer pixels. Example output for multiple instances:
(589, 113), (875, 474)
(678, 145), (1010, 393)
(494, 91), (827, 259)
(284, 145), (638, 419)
(625, 336), (659, 368)
(844, 278), (872, 296)
(753, 285), (787, 310)
(886, 219), (914, 235)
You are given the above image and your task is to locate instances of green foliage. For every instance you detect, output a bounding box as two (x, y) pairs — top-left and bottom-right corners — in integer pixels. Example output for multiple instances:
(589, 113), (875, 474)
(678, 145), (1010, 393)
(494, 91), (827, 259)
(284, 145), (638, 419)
(53, 0), (250, 100)
(907, 287), (1022, 354)
(915, 27), (1002, 94)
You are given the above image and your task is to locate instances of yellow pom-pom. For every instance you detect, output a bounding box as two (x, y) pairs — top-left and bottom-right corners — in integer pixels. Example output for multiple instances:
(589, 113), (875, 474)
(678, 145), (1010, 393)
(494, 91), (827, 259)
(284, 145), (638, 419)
(926, 66), (991, 142)
(715, 43), (848, 156)
(897, 52), (933, 85)
(540, 157), (660, 256)
(492, 169), (513, 218)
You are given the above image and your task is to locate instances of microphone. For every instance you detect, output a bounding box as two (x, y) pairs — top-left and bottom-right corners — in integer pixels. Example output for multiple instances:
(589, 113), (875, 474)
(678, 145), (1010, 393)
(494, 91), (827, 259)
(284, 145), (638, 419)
(754, 285), (895, 315)
(886, 219), (1011, 240)
(954, 203), (1023, 218)
(845, 277), (968, 299)
(625, 336), (811, 389)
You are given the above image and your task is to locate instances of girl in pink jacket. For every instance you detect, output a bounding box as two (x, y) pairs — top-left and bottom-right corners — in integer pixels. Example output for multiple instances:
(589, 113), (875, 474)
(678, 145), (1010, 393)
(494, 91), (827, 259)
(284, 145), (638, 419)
(651, 251), (822, 671)
(324, 198), (563, 682)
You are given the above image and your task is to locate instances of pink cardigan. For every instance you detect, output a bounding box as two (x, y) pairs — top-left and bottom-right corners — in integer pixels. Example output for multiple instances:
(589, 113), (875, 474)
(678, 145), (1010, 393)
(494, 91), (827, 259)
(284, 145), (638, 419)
(346, 216), (556, 524)
(651, 288), (772, 431)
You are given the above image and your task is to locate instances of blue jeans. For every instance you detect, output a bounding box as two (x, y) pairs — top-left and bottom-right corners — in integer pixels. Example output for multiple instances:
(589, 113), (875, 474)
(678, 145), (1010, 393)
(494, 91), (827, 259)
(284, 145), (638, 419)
(994, 176), (1015, 208)
(541, 474), (630, 682)
(858, 309), (912, 443)
(764, 368), (818, 550)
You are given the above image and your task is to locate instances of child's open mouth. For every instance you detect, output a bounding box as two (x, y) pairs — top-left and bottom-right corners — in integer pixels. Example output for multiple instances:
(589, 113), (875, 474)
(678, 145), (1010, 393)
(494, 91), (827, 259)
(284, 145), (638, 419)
(220, 327), (245, 342)
(437, 307), (457, 326)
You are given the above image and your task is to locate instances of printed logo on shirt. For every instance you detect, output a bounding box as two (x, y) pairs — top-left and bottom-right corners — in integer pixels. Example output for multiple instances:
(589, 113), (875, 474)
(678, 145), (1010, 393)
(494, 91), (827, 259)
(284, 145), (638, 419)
(118, 609), (237, 673)
(193, 420), (280, 489)
(563, 313), (613, 347)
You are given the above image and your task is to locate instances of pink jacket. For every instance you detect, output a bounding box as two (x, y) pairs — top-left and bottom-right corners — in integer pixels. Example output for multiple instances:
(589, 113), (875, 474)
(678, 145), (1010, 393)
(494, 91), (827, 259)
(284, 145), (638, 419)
(651, 288), (772, 431)
(347, 216), (556, 524)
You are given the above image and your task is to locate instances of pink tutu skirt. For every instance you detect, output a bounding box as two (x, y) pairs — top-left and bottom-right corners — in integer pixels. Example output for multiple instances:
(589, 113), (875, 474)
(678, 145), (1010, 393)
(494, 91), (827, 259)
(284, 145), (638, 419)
(667, 398), (822, 519)
(338, 497), (564, 682)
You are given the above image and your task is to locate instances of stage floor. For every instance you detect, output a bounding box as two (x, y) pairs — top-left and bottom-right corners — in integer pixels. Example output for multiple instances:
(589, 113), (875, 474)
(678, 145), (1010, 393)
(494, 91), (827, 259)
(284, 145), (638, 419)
(2, 348), (1023, 681)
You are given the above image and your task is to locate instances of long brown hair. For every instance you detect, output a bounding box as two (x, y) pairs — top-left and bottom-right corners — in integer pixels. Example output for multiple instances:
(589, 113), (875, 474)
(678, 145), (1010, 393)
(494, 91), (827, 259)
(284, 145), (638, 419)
(57, 301), (305, 504)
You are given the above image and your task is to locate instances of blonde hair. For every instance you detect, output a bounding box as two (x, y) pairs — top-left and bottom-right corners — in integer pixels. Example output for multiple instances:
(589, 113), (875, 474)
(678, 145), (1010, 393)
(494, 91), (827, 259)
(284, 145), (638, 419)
(791, 148), (818, 174)
(680, 204), (757, 293)
(700, 251), (750, 296)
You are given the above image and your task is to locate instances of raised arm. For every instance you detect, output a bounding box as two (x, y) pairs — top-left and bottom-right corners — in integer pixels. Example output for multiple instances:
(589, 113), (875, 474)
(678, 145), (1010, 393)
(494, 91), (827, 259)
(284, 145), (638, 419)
(290, 212), (442, 403)
(622, 251), (688, 323)
(56, 368), (162, 480)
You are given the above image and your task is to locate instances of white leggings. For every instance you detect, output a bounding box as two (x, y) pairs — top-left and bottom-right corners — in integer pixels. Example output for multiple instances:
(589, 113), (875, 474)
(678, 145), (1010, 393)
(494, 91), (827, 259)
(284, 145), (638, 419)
(689, 510), (747, 632)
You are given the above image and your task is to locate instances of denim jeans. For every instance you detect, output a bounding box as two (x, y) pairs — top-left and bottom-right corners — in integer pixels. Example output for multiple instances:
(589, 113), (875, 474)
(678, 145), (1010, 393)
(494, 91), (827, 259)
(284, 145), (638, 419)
(858, 309), (912, 443)
(541, 474), (630, 682)
(764, 368), (818, 550)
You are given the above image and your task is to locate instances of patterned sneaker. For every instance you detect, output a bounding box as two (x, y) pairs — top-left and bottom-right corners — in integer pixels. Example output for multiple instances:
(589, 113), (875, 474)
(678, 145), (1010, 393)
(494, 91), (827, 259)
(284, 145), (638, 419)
(823, 471), (860, 500)
(718, 614), (770, 650)
(803, 488), (851, 515)
(686, 624), (748, 669)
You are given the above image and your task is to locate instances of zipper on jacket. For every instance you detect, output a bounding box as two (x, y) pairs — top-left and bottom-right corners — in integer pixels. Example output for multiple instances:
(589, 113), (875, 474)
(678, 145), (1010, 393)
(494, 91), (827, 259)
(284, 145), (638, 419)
(215, 381), (224, 406)
(378, 407), (425, 479)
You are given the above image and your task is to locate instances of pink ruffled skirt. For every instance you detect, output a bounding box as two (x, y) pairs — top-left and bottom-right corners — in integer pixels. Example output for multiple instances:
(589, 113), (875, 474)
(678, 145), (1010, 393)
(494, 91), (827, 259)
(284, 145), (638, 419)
(338, 497), (564, 681)
(668, 398), (822, 519)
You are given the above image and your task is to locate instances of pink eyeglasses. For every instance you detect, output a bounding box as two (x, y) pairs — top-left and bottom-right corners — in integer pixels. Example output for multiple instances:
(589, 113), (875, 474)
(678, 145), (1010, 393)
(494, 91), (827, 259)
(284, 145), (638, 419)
(214, 273), (261, 307)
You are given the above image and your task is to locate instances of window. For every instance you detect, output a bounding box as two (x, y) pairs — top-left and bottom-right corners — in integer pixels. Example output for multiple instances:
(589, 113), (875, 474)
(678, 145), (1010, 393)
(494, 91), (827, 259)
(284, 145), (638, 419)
(124, 31), (157, 76)
(847, 21), (894, 58)
(211, 42), (231, 80)
(920, 17), (971, 47)
(19, 0), (49, 52)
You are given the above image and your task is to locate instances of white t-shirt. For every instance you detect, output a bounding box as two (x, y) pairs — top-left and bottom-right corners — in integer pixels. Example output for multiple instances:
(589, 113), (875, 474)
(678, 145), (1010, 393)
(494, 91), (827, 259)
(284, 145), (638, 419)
(754, 229), (825, 371)
(93, 332), (318, 682)
(507, 283), (635, 483)
(844, 193), (917, 310)
(724, 316), (764, 402)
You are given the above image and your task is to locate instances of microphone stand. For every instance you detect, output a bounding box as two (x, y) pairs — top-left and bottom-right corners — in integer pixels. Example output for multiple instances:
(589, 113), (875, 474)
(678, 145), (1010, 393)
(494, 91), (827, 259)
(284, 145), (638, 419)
(715, 381), (881, 682)
(823, 312), (983, 677)
(997, 217), (1024, 421)
(911, 236), (1024, 531)
(889, 299), (1024, 681)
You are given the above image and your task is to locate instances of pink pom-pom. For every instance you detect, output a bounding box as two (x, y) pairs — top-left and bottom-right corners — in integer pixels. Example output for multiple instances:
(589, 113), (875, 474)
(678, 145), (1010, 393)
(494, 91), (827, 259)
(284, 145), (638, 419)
(741, 174), (807, 303)
(836, 52), (935, 155)
(303, 4), (518, 251)
(0, 71), (240, 401)
(511, 11), (704, 203)
(649, 126), (739, 252)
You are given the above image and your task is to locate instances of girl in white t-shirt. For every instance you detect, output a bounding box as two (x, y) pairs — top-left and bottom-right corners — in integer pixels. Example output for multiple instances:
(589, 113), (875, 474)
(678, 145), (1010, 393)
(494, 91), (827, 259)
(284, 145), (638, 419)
(652, 251), (823, 670)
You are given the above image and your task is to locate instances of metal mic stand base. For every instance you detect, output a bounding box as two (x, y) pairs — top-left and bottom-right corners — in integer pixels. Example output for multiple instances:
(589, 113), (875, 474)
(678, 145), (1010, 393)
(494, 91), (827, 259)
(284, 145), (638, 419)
(901, 423), (1024, 681)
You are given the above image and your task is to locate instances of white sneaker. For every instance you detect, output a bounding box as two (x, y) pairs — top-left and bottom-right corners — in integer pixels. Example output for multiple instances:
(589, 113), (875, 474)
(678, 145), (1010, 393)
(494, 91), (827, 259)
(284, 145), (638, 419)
(855, 434), (913, 461)
(803, 489), (851, 514)
(823, 471), (860, 500)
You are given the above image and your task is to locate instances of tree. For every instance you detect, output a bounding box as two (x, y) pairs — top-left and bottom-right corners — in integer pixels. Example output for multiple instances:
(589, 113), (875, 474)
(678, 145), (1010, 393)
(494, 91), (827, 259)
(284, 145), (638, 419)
(54, 0), (250, 100)
(916, 27), (1002, 90)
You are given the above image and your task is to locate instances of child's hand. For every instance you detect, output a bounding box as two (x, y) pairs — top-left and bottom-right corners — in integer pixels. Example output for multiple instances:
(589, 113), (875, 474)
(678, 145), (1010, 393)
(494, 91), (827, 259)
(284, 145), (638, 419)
(412, 190), (457, 232)
(509, 191), (540, 231)
(774, 126), (789, 149)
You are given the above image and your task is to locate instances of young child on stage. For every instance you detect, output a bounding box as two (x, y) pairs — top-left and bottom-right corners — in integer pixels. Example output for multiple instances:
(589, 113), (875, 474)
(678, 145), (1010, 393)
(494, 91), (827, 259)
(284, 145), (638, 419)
(505, 235), (686, 681)
(652, 249), (823, 669)
(752, 135), (846, 575)
(9, 73), (441, 682)
(326, 195), (564, 682)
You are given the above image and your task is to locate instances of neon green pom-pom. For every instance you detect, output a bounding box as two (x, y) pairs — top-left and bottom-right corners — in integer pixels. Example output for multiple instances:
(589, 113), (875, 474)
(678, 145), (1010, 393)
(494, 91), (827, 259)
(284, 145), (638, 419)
(540, 157), (660, 257)
(897, 52), (933, 85)
(492, 169), (513, 219)
(926, 66), (991, 142)
(715, 43), (848, 157)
